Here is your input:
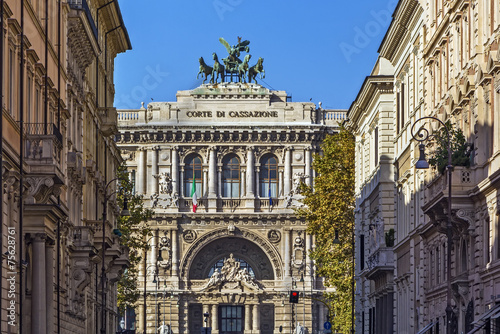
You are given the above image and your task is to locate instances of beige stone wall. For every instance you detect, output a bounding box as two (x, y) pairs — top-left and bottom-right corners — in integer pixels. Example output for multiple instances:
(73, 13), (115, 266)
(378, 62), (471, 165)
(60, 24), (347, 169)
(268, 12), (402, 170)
(118, 84), (345, 334)
(349, 0), (500, 333)
(1, 0), (130, 333)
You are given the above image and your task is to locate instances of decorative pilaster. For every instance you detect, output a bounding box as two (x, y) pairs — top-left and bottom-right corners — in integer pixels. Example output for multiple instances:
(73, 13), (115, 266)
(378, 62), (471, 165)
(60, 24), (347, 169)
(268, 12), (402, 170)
(172, 147), (179, 196)
(284, 148), (292, 195)
(208, 147), (217, 197)
(211, 304), (218, 331)
(279, 170), (284, 198)
(180, 167), (185, 197)
(150, 146), (159, 194)
(306, 233), (313, 275)
(32, 233), (47, 334)
(305, 147), (312, 186)
(245, 304), (252, 332)
(252, 304), (260, 332)
(171, 229), (178, 279)
(246, 148), (255, 197)
(137, 148), (147, 194)
(284, 229), (291, 278)
(46, 240), (55, 334)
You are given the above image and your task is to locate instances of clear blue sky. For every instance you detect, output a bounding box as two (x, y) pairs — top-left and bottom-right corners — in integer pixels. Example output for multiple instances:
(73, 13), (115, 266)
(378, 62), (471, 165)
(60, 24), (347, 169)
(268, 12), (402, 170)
(114, 0), (398, 110)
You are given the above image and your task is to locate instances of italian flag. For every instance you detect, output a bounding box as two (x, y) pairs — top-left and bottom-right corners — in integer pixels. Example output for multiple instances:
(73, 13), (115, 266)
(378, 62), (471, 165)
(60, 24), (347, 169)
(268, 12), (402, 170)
(191, 176), (198, 213)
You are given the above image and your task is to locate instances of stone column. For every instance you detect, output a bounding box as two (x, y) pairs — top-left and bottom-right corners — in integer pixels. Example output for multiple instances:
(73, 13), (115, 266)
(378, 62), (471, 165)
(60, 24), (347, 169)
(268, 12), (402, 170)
(171, 229), (178, 278)
(284, 229), (291, 278)
(45, 240), (54, 334)
(150, 146), (159, 194)
(241, 169), (246, 196)
(284, 148), (292, 195)
(208, 147), (217, 197)
(218, 166), (222, 197)
(180, 167), (185, 197)
(245, 304), (252, 332)
(203, 304), (210, 326)
(172, 147), (179, 196)
(306, 233), (313, 275)
(137, 148), (147, 194)
(246, 148), (254, 197)
(255, 168), (260, 197)
(203, 170), (209, 197)
(252, 304), (260, 333)
(279, 170), (284, 198)
(211, 304), (218, 330)
(305, 147), (312, 186)
(150, 231), (158, 267)
(32, 234), (47, 334)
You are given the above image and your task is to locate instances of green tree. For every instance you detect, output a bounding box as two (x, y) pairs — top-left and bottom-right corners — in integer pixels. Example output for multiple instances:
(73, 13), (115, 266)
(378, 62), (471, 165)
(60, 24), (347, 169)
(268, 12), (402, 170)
(296, 128), (355, 333)
(116, 164), (153, 315)
(427, 120), (471, 174)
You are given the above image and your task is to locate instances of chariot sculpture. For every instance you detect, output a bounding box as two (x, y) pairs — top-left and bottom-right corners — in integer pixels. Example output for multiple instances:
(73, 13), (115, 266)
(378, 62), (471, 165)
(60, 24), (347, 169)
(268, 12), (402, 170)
(197, 37), (265, 84)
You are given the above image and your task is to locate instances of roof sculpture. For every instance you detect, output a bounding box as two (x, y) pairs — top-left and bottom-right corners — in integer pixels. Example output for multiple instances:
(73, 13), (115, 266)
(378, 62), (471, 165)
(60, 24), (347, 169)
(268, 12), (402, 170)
(197, 37), (265, 84)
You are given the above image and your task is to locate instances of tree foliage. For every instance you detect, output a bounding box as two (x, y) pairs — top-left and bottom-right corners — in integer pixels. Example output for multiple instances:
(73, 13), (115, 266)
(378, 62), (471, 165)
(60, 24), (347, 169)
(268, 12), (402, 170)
(116, 164), (153, 314)
(427, 120), (471, 174)
(296, 128), (355, 333)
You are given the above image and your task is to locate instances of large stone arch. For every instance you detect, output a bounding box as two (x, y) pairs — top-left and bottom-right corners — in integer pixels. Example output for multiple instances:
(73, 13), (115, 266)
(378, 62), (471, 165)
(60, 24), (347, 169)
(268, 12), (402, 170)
(180, 228), (283, 280)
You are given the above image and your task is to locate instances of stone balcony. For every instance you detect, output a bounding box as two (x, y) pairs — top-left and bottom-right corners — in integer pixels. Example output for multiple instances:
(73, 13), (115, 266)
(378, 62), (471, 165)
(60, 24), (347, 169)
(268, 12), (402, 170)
(422, 166), (476, 232)
(148, 196), (284, 213)
(85, 218), (115, 250)
(366, 247), (395, 280)
(23, 123), (65, 204)
(99, 107), (119, 137)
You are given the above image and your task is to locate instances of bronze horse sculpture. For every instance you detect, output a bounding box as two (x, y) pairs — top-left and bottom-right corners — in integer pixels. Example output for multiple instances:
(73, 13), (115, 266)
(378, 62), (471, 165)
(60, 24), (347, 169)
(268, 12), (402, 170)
(197, 57), (213, 84)
(211, 52), (225, 84)
(248, 57), (265, 84)
(238, 54), (251, 83)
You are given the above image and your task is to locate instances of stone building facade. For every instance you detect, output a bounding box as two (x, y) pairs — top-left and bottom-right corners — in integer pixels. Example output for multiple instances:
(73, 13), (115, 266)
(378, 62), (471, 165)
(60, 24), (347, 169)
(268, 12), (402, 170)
(348, 0), (500, 333)
(117, 84), (346, 334)
(1, 0), (130, 333)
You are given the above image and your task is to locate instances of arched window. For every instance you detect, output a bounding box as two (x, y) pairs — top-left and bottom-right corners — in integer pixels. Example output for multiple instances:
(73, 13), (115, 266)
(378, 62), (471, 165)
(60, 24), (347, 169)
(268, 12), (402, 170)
(184, 155), (203, 197)
(222, 155), (240, 198)
(259, 155), (278, 197)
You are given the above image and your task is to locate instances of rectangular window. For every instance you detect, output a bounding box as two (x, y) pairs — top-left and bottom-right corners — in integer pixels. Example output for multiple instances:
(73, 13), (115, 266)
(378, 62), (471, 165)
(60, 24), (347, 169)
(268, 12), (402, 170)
(374, 127), (379, 166)
(219, 305), (244, 334)
(360, 234), (365, 270)
(27, 74), (33, 123)
(35, 86), (40, 123)
(396, 92), (400, 134)
(401, 83), (405, 128)
(9, 48), (15, 115)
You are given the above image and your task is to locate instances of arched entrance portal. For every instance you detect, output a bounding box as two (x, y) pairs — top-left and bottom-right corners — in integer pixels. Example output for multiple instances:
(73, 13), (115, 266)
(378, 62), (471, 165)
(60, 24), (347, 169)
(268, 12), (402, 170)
(185, 235), (277, 334)
(188, 236), (275, 280)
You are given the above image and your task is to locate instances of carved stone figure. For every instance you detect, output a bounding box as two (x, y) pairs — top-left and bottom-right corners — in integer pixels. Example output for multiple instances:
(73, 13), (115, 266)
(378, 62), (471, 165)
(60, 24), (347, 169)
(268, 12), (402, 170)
(151, 193), (159, 208)
(158, 322), (172, 334)
(284, 172), (309, 209)
(201, 253), (261, 291)
(155, 172), (172, 195)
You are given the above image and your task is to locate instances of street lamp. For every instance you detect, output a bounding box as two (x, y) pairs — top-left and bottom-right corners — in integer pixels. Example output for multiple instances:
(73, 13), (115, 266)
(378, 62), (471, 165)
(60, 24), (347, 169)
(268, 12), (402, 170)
(411, 116), (455, 334)
(143, 232), (163, 334)
(100, 178), (130, 334)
